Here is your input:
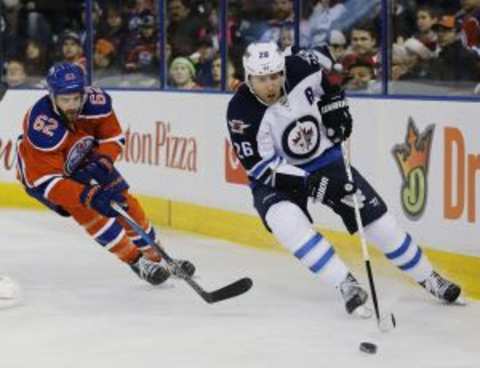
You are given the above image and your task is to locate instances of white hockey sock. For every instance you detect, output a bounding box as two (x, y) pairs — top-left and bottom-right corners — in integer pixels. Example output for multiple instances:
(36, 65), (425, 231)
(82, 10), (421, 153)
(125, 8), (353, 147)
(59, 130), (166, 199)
(364, 213), (432, 282)
(265, 201), (349, 287)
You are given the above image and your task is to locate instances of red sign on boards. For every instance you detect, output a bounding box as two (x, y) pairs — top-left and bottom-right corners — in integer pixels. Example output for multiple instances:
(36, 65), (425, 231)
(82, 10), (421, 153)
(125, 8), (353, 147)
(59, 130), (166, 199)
(224, 139), (248, 185)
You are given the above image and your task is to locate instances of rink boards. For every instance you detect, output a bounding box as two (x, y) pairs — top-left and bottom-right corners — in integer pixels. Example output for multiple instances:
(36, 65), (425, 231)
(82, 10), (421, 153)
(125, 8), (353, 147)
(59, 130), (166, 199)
(0, 89), (479, 299)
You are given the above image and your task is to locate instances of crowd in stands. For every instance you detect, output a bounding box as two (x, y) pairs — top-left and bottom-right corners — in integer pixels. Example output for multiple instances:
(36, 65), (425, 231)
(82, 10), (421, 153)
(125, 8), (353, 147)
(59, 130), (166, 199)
(1, 0), (480, 95)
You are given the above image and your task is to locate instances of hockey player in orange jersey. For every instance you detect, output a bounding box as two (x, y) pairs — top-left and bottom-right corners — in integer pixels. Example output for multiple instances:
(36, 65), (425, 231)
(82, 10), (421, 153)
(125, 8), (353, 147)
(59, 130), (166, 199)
(16, 62), (195, 285)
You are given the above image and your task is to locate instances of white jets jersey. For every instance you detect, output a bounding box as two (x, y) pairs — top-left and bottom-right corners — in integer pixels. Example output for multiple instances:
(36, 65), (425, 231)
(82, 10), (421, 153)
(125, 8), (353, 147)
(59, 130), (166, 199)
(227, 51), (343, 186)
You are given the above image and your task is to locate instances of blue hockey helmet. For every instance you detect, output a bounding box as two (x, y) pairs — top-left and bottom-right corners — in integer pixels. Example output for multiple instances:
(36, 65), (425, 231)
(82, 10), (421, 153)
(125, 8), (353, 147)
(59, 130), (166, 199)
(46, 62), (85, 97)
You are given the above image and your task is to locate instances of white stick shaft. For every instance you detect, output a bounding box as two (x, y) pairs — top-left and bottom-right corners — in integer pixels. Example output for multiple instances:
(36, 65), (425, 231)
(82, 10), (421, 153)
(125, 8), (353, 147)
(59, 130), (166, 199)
(340, 142), (370, 261)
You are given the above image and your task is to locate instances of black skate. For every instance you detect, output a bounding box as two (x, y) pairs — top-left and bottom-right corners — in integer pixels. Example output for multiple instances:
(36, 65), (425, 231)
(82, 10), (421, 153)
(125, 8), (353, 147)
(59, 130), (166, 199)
(130, 256), (171, 285)
(171, 259), (196, 278)
(419, 271), (464, 304)
(339, 273), (372, 318)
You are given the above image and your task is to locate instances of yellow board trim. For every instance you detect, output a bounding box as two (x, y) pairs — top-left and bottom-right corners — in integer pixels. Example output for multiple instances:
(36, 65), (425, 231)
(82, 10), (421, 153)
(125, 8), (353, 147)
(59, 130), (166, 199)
(2, 182), (479, 300)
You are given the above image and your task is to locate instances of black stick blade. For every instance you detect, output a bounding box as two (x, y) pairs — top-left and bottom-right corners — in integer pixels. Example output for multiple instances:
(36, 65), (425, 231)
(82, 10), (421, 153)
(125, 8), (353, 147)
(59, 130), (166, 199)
(203, 277), (253, 304)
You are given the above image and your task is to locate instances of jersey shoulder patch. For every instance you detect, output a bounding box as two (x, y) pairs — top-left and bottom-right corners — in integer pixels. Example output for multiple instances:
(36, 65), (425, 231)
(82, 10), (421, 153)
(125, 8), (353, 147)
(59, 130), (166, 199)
(27, 96), (68, 151)
(285, 53), (322, 91)
(80, 87), (113, 118)
(227, 85), (267, 137)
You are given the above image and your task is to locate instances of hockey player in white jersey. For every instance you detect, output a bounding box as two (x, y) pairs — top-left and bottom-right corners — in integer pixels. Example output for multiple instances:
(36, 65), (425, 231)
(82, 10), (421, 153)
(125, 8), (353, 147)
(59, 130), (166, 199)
(226, 42), (462, 316)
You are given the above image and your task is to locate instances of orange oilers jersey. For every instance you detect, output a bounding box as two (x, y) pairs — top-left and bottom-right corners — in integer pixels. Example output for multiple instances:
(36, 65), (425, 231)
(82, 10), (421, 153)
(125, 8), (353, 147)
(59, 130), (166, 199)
(16, 87), (125, 209)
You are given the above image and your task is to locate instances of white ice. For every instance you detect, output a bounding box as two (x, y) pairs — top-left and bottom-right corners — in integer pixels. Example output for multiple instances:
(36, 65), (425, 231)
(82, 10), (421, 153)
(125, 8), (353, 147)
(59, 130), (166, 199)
(0, 209), (478, 368)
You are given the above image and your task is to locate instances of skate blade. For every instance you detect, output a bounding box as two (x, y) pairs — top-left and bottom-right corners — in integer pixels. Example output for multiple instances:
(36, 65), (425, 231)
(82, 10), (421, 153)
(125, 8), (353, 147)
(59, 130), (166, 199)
(448, 295), (467, 306)
(353, 305), (373, 319)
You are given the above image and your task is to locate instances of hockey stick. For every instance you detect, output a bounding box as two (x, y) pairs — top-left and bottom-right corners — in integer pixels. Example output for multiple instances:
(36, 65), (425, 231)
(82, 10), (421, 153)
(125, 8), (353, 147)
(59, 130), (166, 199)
(112, 202), (253, 304)
(340, 142), (396, 332)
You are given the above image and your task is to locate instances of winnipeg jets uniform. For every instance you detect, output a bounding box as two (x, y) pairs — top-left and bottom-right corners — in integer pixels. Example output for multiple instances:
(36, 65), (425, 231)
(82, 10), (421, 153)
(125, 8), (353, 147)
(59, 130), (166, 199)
(226, 43), (462, 310)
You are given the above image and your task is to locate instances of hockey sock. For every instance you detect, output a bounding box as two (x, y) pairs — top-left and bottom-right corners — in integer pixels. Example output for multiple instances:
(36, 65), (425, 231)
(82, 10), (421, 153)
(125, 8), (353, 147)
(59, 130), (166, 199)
(265, 201), (349, 287)
(364, 213), (433, 282)
(84, 216), (141, 263)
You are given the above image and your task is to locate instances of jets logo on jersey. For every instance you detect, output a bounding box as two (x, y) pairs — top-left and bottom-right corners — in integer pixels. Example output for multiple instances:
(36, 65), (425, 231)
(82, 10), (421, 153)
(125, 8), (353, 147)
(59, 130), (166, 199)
(228, 119), (250, 134)
(282, 115), (320, 159)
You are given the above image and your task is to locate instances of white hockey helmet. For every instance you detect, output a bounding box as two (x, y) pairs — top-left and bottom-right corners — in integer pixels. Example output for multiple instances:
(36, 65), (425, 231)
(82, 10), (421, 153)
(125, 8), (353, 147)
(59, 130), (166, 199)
(243, 42), (285, 84)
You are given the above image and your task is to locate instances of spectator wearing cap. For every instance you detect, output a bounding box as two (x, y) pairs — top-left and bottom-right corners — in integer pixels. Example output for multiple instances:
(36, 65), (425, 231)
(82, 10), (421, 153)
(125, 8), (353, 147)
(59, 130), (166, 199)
(429, 15), (480, 82)
(94, 38), (118, 81)
(398, 37), (435, 80)
(328, 29), (347, 61)
(168, 56), (200, 89)
(60, 30), (86, 70)
(124, 10), (158, 74)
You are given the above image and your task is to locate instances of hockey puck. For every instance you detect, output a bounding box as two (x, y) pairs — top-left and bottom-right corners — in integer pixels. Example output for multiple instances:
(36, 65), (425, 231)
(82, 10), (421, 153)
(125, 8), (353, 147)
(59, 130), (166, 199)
(359, 342), (377, 354)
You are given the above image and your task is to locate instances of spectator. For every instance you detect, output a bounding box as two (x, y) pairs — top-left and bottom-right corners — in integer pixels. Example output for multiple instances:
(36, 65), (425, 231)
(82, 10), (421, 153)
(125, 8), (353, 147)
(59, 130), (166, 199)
(260, 0), (294, 43)
(94, 38), (117, 78)
(80, 1), (102, 44)
(400, 37), (434, 80)
(168, 56), (199, 89)
(124, 10), (158, 74)
(392, 0), (417, 42)
(210, 54), (241, 91)
(98, 5), (127, 52)
(60, 30), (86, 70)
(459, 0), (480, 56)
(24, 38), (49, 78)
(328, 29), (347, 61)
(429, 15), (480, 82)
(5, 59), (27, 87)
(414, 6), (438, 50)
(279, 25), (295, 51)
(307, 0), (347, 47)
(167, 0), (209, 58)
(342, 23), (379, 75)
(344, 56), (379, 92)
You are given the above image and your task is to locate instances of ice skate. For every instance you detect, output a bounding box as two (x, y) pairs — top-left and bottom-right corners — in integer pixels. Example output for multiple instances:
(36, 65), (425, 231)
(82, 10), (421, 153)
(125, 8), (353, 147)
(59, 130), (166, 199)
(130, 255), (171, 285)
(339, 273), (372, 318)
(419, 271), (465, 305)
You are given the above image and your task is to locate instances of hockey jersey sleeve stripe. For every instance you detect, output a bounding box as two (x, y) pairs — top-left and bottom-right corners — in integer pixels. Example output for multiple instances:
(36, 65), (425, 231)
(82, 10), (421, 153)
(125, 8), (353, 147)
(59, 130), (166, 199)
(33, 174), (64, 188)
(44, 177), (64, 200)
(97, 134), (126, 146)
(248, 155), (279, 179)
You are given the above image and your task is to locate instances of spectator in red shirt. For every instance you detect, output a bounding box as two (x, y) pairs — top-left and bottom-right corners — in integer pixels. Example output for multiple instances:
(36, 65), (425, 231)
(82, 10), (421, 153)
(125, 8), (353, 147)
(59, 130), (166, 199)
(459, 0), (480, 56)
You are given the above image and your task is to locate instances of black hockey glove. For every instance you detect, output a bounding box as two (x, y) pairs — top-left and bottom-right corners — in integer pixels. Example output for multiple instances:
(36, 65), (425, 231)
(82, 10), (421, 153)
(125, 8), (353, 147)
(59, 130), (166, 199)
(306, 171), (356, 205)
(317, 91), (352, 144)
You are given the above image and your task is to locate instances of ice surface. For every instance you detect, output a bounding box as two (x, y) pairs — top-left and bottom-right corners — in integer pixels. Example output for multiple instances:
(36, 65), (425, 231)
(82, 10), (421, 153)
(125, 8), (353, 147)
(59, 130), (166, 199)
(0, 210), (478, 368)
